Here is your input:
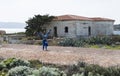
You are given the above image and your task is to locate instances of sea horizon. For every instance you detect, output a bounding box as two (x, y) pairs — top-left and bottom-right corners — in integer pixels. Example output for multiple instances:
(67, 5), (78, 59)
(0, 28), (25, 34)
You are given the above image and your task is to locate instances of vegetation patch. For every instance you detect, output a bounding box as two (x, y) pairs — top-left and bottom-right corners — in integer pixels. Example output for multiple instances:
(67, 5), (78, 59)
(0, 58), (120, 76)
(58, 36), (120, 50)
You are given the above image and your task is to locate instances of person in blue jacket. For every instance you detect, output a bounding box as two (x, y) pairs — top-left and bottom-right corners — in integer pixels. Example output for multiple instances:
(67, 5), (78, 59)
(36, 29), (51, 51)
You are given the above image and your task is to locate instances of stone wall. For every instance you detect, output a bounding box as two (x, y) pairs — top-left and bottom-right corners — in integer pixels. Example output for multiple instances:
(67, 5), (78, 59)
(48, 21), (77, 38)
(92, 21), (114, 36)
(75, 21), (92, 37)
(46, 20), (114, 38)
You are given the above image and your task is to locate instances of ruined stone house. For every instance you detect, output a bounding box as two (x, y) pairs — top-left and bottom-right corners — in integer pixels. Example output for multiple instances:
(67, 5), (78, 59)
(45, 15), (115, 38)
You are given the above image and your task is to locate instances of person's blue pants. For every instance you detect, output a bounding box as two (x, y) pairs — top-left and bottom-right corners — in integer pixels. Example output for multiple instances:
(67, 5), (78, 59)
(43, 44), (47, 50)
(42, 41), (48, 50)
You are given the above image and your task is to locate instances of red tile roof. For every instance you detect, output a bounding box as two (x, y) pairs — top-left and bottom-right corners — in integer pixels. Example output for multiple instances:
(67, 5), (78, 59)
(53, 15), (115, 21)
(54, 15), (92, 21)
(90, 17), (115, 21)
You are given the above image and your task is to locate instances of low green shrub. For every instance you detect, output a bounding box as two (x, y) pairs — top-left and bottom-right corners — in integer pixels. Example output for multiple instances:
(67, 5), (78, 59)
(66, 62), (86, 76)
(58, 38), (75, 46)
(72, 73), (84, 76)
(87, 72), (103, 76)
(31, 69), (40, 76)
(84, 64), (106, 75)
(103, 66), (120, 76)
(66, 64), (80, 76)
(88, 36), (113, 45)
(58, 38), (87, 47)
(7, 66), (33, 76)
(58, 36), (113, 47)
(0, 71), (7, 76)
(2, 58), (30, 69)
(0, 57), (4, 63)
(77, 62), (86, 68)
(111, 35), (120, 43)
(66, 61), (120, 76)
(1, 58), (120, 76)
(74, 38), (87, 47)
(39, 66), (66, 76)
(2, 58), (14, 68)
(0, 63), (6, 71)
(9, 58), (30, 68)
(29, 60), (42, 69)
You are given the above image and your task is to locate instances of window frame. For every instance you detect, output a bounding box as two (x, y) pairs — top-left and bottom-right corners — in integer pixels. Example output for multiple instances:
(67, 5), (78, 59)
(65, 26), (68, 33)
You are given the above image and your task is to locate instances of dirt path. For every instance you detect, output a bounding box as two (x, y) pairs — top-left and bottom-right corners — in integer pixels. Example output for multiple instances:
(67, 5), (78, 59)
(0, 44), (120, 67)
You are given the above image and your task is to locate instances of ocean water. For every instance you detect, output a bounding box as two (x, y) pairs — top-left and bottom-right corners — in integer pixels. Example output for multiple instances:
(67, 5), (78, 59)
(113, 31), (120, 35)
(0, 28), (25, 33)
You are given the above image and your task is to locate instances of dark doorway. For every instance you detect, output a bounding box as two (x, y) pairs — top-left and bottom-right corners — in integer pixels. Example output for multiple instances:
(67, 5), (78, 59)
(88, 26), (91, 36)
(54, 27), (57, 37)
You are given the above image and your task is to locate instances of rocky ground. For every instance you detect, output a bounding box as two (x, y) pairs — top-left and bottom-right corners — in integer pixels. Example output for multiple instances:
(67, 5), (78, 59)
(0, 44), (120, 67)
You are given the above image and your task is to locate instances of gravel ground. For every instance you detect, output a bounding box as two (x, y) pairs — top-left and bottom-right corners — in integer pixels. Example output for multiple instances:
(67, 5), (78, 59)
(0, 44), (120, 67)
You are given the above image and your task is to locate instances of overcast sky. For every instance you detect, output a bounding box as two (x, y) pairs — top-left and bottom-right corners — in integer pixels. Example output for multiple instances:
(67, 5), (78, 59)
(0, 0), (119, 24)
